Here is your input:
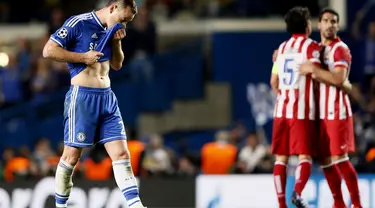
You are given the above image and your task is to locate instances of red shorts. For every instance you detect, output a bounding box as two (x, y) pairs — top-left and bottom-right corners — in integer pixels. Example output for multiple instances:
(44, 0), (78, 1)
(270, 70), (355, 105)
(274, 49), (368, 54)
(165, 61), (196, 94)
(317, 117), (355, 158)
(271, 118), (316, 156)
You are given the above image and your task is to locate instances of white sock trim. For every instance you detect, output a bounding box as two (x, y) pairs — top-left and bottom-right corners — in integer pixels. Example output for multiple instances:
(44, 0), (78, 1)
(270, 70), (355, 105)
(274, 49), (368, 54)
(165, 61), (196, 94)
(112, 159), (130, 166)
(56, 203), (67, 208)
(320, 163), (334, 169)
(299, 159), (312, 164)
(59, 159), (74, 170)
(333, 157), (350, 165)
(275, 161), (287, 166)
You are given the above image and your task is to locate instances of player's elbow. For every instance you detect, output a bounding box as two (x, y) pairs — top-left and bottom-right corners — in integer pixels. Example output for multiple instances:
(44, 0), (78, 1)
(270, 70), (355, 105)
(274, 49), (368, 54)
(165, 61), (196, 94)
(270, 75), (279, 90)
(42, 45), (52, 59)
(332, 74), (346, 87)
(42, 46), (49, 58)
(270, 79), (277, 89)
(332, 68), (347, 87)
(111, 62), (122, 71)
(334, 78), (345, 87)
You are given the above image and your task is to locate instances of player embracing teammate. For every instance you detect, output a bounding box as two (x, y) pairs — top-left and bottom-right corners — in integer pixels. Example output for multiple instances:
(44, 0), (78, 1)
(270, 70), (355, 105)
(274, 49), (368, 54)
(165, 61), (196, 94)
(271, 7), (362, 208)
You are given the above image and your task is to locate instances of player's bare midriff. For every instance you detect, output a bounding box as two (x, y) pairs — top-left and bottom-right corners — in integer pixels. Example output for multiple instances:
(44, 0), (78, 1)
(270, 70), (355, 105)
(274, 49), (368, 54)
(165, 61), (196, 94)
(71, 61), (111, 88)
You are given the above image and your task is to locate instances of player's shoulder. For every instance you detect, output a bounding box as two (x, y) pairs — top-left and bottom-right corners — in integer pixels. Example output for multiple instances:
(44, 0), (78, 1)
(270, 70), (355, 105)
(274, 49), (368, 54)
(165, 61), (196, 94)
(332, 41), (351, 57)
(334, 41), (350, 51)
(278, 40), (287, 49)
(302, 38), (320, 56)
(305, 38), (320, 48)
(63, 12), (93, 28)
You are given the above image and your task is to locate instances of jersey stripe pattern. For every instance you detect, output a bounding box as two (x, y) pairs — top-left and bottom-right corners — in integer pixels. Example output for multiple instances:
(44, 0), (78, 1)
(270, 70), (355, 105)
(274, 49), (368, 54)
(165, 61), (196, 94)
(274, 35), (321, 120)
(319, 40), (352, 120)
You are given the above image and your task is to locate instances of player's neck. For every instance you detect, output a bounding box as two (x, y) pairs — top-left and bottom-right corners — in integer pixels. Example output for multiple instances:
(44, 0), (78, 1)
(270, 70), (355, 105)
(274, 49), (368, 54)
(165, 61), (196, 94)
(321, 35), (338, 46)
(95, 9), (108, 27)
(322, 37), (336, 46)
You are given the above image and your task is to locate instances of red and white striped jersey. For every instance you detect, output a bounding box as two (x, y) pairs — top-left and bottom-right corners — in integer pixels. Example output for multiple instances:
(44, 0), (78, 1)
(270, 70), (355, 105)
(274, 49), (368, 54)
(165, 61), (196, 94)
(273, 34), (321, 120)
(319, 37), (352, 120)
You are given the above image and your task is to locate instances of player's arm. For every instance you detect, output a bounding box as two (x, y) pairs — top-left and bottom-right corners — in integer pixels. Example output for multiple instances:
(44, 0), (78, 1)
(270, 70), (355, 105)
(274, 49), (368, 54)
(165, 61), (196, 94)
(43, 41), (88, 63)
(270, 63), (279, 94)
(300, 45), (346, 87)
(341, 79), (352, 93)
(309, 65), (346, 87)
(43, 21), (102, 65)
(110, 29), (126, 70)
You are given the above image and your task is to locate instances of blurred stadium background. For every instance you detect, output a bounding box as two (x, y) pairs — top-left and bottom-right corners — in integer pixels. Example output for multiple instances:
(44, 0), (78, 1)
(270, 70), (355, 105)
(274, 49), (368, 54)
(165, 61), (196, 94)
(0, 0), (375, 207)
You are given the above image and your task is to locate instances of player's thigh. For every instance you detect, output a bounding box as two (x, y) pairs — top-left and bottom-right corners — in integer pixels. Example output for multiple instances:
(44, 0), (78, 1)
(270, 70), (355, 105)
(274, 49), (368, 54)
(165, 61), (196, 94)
(289, 119), (316, 156)
(316, 120), (331, 160)
(325, 119), (350, 156)
(347, 117), (356, 153)
(63, 87), (99, 147)
(271, 118), (289, 156)
(97, 92), (127, 145)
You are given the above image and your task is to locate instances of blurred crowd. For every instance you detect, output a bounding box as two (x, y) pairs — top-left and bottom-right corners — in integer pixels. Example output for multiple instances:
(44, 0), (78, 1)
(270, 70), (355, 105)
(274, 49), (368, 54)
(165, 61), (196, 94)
(1, 118), (375, 182)
(0, 125), (269, 182)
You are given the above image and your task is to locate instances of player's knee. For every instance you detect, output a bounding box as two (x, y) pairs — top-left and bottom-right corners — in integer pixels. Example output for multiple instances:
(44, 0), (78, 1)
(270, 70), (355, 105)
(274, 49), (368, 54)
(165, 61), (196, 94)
(61, 146), (82, 166)
(275, 155), (288, 163)
(318, 157), (332, 166)
(298, 154), (311, 161)
(112, 149), (130, 161)
(104, 140), (131, 161)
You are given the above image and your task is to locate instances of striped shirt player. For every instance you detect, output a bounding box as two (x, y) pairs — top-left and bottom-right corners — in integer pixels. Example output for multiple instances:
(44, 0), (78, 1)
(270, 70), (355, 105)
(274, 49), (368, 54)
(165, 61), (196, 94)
(271, 34), (321, 156)
(318, 37), (355, 157)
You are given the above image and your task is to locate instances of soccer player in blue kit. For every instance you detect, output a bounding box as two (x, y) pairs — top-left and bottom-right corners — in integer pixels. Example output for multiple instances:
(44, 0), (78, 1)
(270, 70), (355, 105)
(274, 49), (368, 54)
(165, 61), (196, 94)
(42, 0), (146, 207)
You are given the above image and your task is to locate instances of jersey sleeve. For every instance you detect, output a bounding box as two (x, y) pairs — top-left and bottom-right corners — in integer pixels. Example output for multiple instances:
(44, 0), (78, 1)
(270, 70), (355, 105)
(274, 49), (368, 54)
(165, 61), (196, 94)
(306, 42), (321, 66)
(333, 46), (351, 70)
(50, 17), (81, 48)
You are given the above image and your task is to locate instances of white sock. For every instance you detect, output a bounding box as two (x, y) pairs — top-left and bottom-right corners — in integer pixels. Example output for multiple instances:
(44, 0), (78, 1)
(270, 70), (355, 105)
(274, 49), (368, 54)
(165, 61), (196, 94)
(113, 159), (143, 207)
(55, 159), (75, 208)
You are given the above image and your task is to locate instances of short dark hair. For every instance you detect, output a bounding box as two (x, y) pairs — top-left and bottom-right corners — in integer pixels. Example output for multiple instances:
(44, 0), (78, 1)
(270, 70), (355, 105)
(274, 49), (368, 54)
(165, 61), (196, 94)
(107, 0), (137, 14)
(319, 8), (339, 23)
(284, 6), (311, 34)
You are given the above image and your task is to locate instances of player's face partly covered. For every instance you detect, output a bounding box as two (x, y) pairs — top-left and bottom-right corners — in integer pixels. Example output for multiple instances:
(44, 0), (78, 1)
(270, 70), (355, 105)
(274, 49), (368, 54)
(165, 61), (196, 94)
(318, 13), (339, 39)
(107, 4), (136, 28)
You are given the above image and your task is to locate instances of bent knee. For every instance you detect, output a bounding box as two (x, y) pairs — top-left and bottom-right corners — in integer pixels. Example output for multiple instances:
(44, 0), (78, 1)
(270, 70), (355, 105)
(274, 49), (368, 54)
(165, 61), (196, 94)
(110, 148), (130, 161)
(61, 146), (82, 166)
(104, 140), (131, 161)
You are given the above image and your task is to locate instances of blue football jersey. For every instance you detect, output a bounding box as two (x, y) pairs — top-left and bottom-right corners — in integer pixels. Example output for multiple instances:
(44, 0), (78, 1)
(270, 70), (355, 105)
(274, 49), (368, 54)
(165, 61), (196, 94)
(50, 11), (124, 78)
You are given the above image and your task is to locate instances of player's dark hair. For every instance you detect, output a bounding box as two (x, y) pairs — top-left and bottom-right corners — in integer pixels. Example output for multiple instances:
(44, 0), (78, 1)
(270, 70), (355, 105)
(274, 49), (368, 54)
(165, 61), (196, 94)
(284, 6), (311, 34)
(107, 0), (137, 14)
(318, 8), (339, 23)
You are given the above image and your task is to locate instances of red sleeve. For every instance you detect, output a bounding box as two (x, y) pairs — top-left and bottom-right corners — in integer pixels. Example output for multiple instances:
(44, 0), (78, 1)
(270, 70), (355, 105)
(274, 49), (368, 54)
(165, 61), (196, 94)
(306, 42), (321, 67)
(333, 46), (351, 69)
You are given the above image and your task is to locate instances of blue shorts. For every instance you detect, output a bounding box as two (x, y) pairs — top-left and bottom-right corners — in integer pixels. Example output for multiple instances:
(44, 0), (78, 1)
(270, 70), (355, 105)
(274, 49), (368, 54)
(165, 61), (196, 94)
(63, 85), (126, 147)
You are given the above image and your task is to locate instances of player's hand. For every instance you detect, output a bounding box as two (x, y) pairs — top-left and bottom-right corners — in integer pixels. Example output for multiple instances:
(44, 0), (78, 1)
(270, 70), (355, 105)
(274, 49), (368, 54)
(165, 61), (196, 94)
(341, 79), (352, 93)
(113, 28), (126, 41)
(272, 49), (278, 62)
(83, 50), (104, 65)
(299, 61), (315, 75)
